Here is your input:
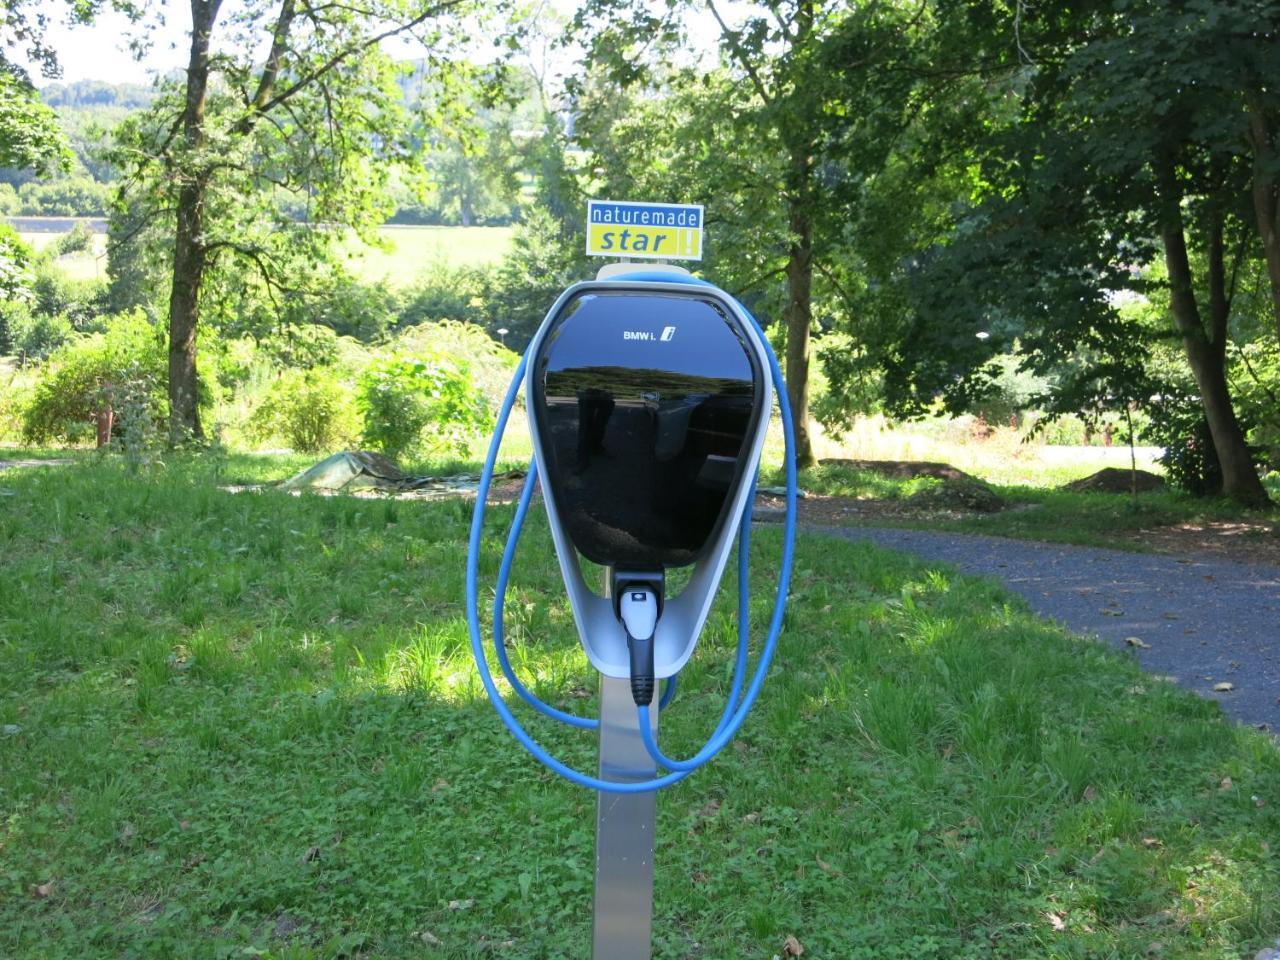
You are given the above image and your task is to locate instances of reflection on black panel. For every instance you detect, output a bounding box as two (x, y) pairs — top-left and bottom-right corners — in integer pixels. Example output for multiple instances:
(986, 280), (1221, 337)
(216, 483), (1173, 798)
(533, 291), (762, 568)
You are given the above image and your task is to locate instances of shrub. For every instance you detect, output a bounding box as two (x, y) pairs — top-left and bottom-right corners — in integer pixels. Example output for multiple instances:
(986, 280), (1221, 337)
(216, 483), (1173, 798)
(392, 320), (518, 410)
(0, 366), (29, 442)
(248, 367), (357, 453)
(1231, 340), (1280, 471)
(356, 352), (491, 460)
(301, 277), (399, 342)
(478, 208), (590, 349)
(51, 221), (96, 256)
(1144, 391), (1265, 498)
(31, 262), (108, 333)
(21, 310), (166, 447)
(398, 262), (484, 329)
(258, 323), (341, 371)
(11, 309), (74, 360)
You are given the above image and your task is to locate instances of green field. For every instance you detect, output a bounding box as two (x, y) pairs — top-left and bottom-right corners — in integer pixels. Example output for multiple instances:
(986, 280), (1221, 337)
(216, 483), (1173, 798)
(1, 454), (1277, 959)
(18, 231), (109, 282)
(19, 224), (515, 288)
(345, 226), (514, 285)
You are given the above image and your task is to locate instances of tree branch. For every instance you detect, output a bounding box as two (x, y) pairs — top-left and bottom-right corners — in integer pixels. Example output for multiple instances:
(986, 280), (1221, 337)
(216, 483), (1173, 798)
(728, 264), (787, 301)
(1231, 340), (1280, 408)
(813, 257), (859, 318)
(241, 0), (469, 130)
(706, 0), (774, 107)
(242, 0), (297, 123)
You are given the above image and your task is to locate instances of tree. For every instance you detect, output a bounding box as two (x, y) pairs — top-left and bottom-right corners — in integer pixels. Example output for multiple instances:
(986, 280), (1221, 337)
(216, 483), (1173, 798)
(1, 0), (138, 174)
(888, 0), (1275, 505)
(575, 0), (940, 467)
(0, 222), (34, 347)
(111, 0), (477, 442)
(0, 69), (72, 174)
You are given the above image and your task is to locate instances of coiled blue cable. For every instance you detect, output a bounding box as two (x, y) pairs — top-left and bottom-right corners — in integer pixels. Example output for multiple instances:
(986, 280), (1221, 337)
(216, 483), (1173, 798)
(465, 276), (796, 793)
(493, 459), (598, 729)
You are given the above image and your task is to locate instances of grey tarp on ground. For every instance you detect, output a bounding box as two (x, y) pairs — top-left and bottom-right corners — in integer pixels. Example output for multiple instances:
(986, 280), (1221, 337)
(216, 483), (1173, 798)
(279, 451), (523, 498)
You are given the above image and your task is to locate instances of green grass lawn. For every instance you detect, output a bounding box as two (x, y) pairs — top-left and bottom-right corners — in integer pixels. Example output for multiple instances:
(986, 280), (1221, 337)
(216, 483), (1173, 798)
(2, 456), (1278, 959)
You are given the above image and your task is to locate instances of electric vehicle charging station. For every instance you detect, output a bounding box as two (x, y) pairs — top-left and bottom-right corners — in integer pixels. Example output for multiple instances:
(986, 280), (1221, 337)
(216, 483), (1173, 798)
(466, 200), (797, 959)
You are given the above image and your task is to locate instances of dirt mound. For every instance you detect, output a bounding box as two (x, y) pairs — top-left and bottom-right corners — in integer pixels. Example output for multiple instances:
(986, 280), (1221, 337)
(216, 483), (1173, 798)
(906, 476), (1006, 513)
(1063, 468), (1165, 494)
(819, 458), (978, 482)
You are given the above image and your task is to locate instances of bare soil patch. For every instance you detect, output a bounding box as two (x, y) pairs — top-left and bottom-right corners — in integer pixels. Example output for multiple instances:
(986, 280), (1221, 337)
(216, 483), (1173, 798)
(1122, 520), (1280, 567)
(1063, 467), (1165, 493)
(818, 458), (980, 481)
(764, 491), (1280, 568)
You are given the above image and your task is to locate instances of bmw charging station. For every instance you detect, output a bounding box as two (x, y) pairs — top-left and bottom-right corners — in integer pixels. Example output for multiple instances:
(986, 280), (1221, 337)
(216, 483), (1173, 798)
(466, 200), (797, 958)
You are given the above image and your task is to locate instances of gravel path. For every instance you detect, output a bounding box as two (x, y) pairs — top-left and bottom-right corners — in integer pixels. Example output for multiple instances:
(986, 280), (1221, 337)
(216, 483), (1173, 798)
(820, 526), (1280, 730)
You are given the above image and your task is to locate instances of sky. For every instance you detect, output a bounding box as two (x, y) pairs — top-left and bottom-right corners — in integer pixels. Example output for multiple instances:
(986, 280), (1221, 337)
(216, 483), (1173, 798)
(18, 7), (186, 84)
(20, 1), (733, 88)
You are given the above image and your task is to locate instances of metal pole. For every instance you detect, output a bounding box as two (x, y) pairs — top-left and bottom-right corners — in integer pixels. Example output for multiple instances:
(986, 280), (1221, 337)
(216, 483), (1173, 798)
(593, 575), (657, 960)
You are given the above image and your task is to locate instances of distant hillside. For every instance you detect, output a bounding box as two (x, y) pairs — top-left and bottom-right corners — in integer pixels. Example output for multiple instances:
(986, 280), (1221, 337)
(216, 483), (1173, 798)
(41, 80), (157, 110)
(4, 65), (543, 225)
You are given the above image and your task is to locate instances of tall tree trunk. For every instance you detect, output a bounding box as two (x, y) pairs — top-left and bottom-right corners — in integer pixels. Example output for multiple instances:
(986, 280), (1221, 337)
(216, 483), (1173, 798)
(167, 0), (222, 443)
(168, 176), (208, 442)
(1246, 95), (1280, 343)
(783, 179), (816, 468)
(1156, 160), (1270, 506)
(780, 0), (816, 469)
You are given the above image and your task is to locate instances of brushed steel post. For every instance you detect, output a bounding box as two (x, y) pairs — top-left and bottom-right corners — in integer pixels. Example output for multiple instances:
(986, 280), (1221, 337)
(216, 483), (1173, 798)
(593, 570), (658, 960)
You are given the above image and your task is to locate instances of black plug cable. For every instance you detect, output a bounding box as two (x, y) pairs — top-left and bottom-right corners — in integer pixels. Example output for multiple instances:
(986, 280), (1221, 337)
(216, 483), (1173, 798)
(618, 585), (659, 706)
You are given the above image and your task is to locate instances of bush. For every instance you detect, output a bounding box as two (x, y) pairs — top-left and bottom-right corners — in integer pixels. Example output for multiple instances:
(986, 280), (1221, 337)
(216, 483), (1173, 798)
(300, 277), (399, 342)
(31, 262), (108, 333)
(51, 221), (96, 257)
(248, 368), (357, 453)
(398, 262), (484, 329)
(1231, 340), (1280, 471)
(356, 352), (492, 460)
(1144, 392), (1265, 497)
(258, 323), (341, 371)
(1153, 409), (1221, 497)
(0, 365), (29, 442)
(0, 304), (11, 355)
(392, 320), (517, 410)
(20, 310), (166, 447)
(477, 208), (589, 349)
(11, 308), (74, 360)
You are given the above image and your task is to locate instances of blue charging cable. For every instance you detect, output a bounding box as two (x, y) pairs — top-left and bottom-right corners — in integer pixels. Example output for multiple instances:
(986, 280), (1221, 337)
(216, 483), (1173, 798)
(492, 459), (598, 730)
(493, 458), (731, 728)
(465, 276), (797, 792)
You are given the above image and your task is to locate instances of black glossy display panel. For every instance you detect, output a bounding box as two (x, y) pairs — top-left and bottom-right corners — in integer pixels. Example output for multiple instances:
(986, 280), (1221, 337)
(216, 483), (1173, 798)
(533, 290), (762, 568)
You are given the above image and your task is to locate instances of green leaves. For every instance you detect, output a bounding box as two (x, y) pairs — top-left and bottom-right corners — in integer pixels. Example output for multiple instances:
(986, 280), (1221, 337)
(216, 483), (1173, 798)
(19, 309), (167, 445)
(0, 71), (73, 175)
(355, 351), (491, 460)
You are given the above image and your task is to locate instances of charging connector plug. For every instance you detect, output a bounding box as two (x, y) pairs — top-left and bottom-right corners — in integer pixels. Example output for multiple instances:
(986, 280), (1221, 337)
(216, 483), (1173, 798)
(619, 585), (659, 706)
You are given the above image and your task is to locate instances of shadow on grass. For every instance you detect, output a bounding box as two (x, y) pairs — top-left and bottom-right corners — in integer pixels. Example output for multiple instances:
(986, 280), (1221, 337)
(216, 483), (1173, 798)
(0, 458), (1277, 958)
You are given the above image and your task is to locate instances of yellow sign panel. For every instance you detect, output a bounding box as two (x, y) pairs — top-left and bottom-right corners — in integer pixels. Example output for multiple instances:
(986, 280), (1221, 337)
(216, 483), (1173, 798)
(585, 200), (703, 260)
